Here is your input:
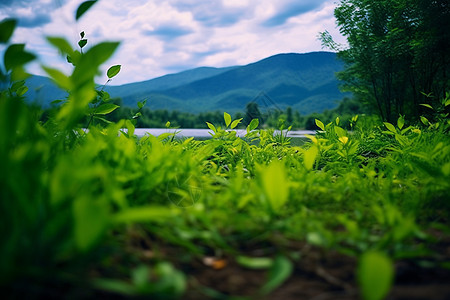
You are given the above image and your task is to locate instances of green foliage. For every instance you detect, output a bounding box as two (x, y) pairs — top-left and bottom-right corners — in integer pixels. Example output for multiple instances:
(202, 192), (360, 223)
(358, 251), (394, 300)
(259, 160), (289, 213)
(330, 0), (450, 122)
(236, 256), (273, 269)
(76, 0), (98, 20)
(93, 262), (186, 297)
(2, 42), (36, 82)
(224, 112), (232, 127)
(315, 118), (325, 131)
(260, 255), (293, 295)
(247, 118), (259, 132)
(303, 143), (318, 170)
(2, 4), (450, 299)
(107, 64), (121, 79)
(4, 44), (36, 72)
(0, 19), (16, 43)
(244, 102), (262, 126)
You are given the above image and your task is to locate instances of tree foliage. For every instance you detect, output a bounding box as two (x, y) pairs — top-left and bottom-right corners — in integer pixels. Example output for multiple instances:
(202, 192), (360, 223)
(244, 102), (263, 126)
(326, 0), (450, 122)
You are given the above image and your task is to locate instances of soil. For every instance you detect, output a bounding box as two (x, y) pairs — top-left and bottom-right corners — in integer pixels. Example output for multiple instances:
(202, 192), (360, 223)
(7, 228), (450, 300)
(180, 235), (450, 300)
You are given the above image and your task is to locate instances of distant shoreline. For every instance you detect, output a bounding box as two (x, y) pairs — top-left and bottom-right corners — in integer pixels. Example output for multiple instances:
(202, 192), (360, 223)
(133, 128), (316, 138)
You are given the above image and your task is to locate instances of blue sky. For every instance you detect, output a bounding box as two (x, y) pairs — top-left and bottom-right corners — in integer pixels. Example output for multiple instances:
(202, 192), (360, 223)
(0, 0), (346, 85)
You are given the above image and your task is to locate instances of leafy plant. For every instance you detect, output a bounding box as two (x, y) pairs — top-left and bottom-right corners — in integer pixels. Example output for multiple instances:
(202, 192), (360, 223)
(1, 2), (450, 299)
(358, 251), (394, 300)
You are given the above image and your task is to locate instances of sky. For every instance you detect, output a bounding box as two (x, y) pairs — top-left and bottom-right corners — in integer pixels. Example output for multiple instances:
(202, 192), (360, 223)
(0, 0), (346, 85)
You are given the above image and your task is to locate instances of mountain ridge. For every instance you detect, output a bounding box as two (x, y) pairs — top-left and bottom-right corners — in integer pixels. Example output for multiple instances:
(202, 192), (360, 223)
(25, 51), (346, 114)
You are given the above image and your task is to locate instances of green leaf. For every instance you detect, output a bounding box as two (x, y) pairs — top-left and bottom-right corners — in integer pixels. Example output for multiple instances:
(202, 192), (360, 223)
(73, 197), (109, 252)
(15, 86), (28, 96)
(97, 90), (110, 101)
(113, 206), (175, 223)
(72, 41), (120, 88)
(9, 81), (28, 96)
(0, 19), (17, 44)
(10, 66), (31, 81)
(76, 0), (98, 20)
(4, 44), (36, 71)
(315, 119), (325, 131)
(206, 122), (216, 133)
(78, 39), (87, 49)
(132, 112), (142, 120)
(420, 116), (429, 126)
(303, 145), (318, 171)
(93, 279), (136, 296)
(10, 80), (25, 91)
(358, 251), (394, 300)
(237, 256), (273, 269)
(224, 112), (232, 127)
(124, 119), (135, 137)
(131, 265), (150, 288)
(107, 64), (121, 79)
(383, 122), (396, 133)
(420, 103), (433, 110)
(247, 118), (259, 132)
(261, 161), (289, 212)
(66, 55), (73, 65)
(334, 126), (347, 138)
(80, 31), (85, 39)
(94, 103), (119, 115)
(260, 255), (293, 295)
(42, 66), (71, 90)
(397, 115), (405, 130)
(85, 42), (120, 66)
(442, 162), (450, 177)
(66, 51), (81, 66)
(158, 132), (172, 141)
(307, 232), (327, 246)
(165, 121), (171, 128)
(51, 99), (64, 105)
(230, 118), (242, 129)
(155, 263), (186, 296)
(46, 36), (74, 56)
(93, 115), (112, 124)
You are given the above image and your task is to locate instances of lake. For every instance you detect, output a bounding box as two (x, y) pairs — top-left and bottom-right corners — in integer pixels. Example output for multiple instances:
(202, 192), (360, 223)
(134, 128), (316, 138)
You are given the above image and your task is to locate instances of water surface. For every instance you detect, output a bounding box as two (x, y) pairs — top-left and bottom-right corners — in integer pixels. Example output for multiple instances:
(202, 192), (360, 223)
(134, 128), (315, 138)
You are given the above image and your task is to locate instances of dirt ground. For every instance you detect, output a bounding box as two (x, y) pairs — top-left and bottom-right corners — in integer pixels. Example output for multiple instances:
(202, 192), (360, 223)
(181, 236), (450, 300)
(7, 228), (449, 300)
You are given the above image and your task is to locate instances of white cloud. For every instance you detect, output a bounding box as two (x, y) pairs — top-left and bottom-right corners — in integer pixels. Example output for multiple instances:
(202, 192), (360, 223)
(222, 0), (250, 8)
(1, 0), (346, 85)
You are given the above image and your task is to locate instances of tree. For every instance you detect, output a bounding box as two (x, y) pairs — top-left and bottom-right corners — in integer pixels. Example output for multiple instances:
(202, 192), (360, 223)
(323, 0), (450, 122)
(244, 102), (263, 126)
(286, 106), (293, 125)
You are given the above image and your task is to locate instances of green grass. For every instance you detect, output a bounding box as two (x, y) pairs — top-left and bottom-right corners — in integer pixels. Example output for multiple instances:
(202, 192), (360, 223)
(1, 99), (449, 298)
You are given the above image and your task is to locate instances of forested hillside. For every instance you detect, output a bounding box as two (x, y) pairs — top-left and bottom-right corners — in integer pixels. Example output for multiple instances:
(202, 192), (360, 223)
(117, 52), (344, 114)
(26, 52), (345, 115)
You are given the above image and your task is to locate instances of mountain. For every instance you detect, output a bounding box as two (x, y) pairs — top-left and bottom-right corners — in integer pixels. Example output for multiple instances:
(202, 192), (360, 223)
(105, 66), (238, 98)
(24, 52), (346, 114)
(23, 65), (236, 107)
(24, 75), (68, 107)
